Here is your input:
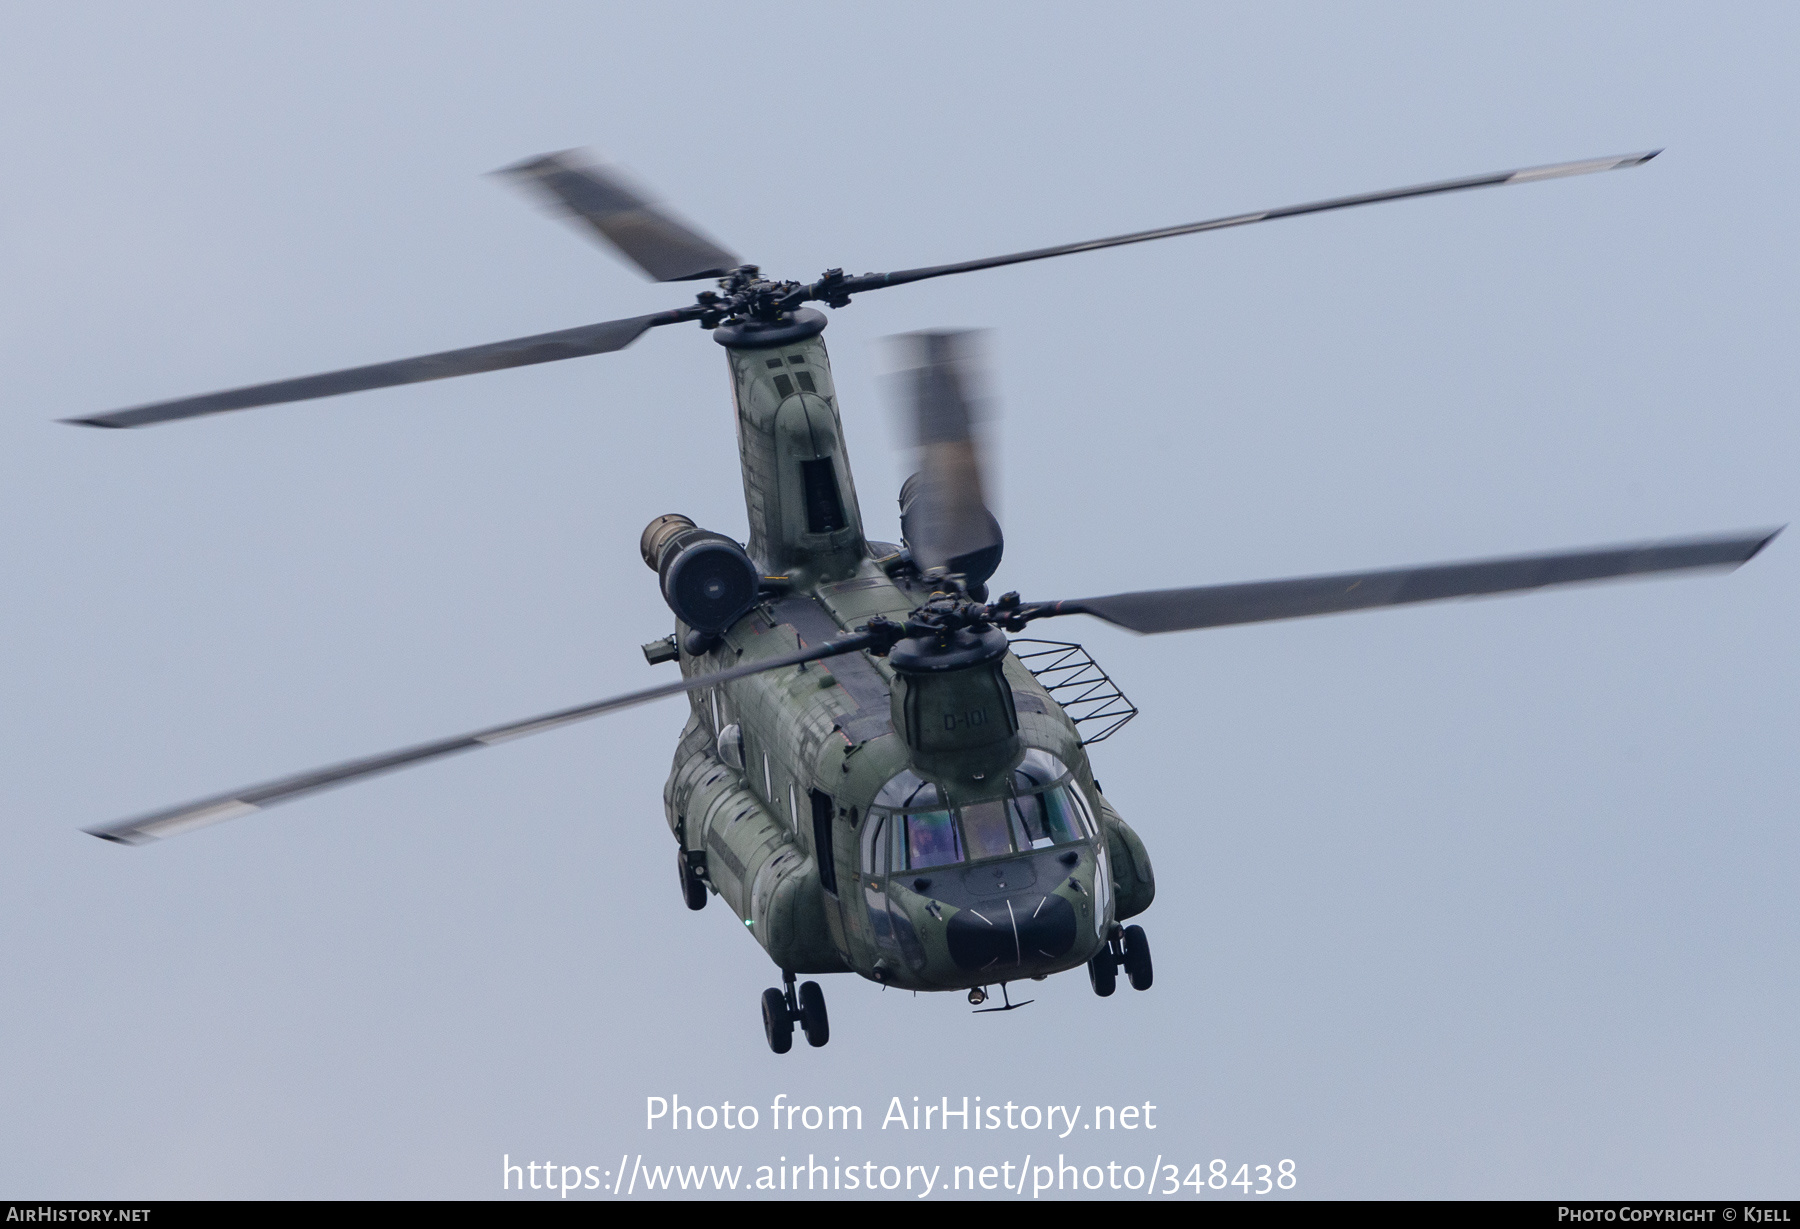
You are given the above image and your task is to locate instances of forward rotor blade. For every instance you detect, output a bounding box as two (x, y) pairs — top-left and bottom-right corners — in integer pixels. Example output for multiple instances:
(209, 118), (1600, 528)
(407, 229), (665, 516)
(1039, 529), (1778, 635)
(896, 330), (1003, 577)
(840, 150), (1660, 295)
(498, 150), (740, 282)
(65, 312), (683, 428)
(85, 631), (875, 845)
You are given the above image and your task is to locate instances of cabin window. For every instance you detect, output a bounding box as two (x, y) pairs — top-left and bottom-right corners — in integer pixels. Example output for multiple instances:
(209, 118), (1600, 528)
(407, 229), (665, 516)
(801, 458), (847, 533)
(765, 358), (784, 369)
(795, 371), (817, 394)
(788, 355), (806, 365)
(716, 722), (745, 771)
(773, 373), (795, 398)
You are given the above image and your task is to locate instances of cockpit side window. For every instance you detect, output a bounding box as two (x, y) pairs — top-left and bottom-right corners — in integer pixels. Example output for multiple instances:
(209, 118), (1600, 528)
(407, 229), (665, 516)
(1009, 790), (1056, 849)
(1007, 750), (1094, 847)
(862, 812), (890, 876)
(1039, 783), (1093, 842)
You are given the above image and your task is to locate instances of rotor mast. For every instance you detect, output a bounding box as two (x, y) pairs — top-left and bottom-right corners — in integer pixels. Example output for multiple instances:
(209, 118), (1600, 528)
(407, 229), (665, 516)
(712, 309), (870, 584)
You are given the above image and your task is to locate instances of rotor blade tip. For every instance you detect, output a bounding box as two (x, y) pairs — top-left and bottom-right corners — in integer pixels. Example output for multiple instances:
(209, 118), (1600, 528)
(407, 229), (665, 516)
(61, 416), (125, 429)
(491, 148), (583, 178)
(1751, 526), (1785, 557)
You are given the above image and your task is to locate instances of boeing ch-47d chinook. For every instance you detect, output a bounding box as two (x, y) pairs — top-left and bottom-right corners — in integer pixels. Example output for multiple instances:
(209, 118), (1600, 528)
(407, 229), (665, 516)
(73, 147), (1775, 1053)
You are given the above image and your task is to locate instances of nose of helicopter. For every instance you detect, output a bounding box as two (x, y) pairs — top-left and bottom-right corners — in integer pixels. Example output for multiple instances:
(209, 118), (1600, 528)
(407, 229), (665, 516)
(943, 890), (1079, 970)
(894, 844), (1100, 975)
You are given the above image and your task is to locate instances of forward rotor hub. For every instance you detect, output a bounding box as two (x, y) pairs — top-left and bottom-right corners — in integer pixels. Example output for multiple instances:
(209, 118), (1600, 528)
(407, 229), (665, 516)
(858, 590), (1042, 665)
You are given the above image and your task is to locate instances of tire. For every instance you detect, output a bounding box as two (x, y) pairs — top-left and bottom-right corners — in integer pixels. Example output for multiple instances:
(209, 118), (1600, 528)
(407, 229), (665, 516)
(799, 981), (830, 1048)
(1122, 925), (1153, 991)
(678, 849), (707, 911)
(761, 987), (793, 1054)
(1088, 948), (1117, 997)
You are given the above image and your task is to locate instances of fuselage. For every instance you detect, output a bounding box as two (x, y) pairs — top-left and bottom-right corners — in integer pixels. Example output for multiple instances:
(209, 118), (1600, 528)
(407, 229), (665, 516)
(659, 312), (1154, 993)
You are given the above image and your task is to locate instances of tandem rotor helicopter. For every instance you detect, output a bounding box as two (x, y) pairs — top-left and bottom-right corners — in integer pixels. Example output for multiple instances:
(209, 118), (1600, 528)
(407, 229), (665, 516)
(73, 146), (1776, 1054)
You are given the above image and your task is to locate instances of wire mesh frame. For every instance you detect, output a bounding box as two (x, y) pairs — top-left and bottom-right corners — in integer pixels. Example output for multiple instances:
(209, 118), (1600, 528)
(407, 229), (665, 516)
(1007, 638), (1139, 745)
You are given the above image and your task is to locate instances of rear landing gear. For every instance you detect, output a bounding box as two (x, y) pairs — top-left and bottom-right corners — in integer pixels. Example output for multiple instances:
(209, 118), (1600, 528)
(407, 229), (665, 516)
(761, 970), (829, 1053)
(1089, 924), (1153, 996)
(678, 849), (707, 911)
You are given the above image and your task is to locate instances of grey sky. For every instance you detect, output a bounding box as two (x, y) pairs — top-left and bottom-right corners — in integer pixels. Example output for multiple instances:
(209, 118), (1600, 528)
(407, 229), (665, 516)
(1, 1), (1794, 1199)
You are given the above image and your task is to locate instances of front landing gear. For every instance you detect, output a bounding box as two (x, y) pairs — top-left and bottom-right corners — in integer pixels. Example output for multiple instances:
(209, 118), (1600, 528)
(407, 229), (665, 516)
(798, 981), (829, 1045)
(761, 970), (829, 1053)
(1089, 924), (1154, 996)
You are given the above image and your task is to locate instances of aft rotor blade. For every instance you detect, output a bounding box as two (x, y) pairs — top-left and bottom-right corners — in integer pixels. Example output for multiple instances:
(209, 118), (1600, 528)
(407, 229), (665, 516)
(1039, 529), (1778, 635)
(840, 150), (1659, 295)
(85, 631), (875, 845)
(498, 150), (740, 282)
(897, 330), (1003, 577)
(65, 312), (685, 428)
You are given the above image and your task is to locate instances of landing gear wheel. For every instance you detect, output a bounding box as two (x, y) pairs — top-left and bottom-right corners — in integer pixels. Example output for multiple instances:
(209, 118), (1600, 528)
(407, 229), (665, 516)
(1122, 924), (1153, 991)
(1088, 947), (1117, 997)
(678, 849), (707, 911)
(761, 987), (793, 1054)
(798, 981), (829, 1048)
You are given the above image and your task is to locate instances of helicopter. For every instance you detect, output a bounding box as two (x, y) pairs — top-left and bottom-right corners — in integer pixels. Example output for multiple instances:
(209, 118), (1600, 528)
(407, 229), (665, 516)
(71, 146), (1777, 1054)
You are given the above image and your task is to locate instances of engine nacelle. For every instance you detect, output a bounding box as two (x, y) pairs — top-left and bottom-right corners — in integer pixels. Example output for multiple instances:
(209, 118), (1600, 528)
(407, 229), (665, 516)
(897, 471), (1004, 591)
(640, 514), (759, 643)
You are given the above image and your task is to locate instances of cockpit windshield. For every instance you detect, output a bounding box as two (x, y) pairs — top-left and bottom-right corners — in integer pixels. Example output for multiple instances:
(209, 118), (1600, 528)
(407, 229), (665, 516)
(861, 750), (1094, 874)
